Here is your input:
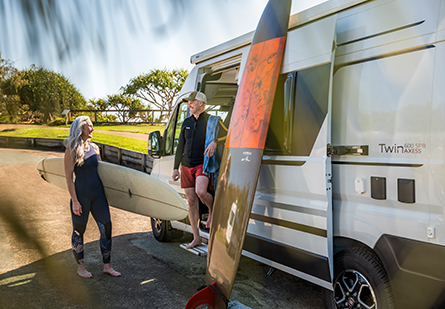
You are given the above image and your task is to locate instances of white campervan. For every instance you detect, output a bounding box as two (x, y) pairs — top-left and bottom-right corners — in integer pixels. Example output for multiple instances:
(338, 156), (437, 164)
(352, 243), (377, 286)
(148, 0), (445, 308)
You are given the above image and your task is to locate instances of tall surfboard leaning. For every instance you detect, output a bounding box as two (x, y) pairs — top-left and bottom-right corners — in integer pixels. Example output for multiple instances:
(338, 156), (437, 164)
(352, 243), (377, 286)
(185, 0), (292, 308)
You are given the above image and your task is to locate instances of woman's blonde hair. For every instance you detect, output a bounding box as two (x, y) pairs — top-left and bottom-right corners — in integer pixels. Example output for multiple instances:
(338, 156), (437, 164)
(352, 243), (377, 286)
(63, 116), (91, 166)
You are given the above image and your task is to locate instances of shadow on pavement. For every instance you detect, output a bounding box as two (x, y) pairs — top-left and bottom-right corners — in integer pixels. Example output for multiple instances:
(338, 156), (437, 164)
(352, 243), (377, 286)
(0, 148), (323, 309)
(0, 232), (200, 309)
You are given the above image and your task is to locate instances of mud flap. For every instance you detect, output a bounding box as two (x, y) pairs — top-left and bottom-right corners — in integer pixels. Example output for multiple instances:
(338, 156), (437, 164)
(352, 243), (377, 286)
(185, 281), (229, 309)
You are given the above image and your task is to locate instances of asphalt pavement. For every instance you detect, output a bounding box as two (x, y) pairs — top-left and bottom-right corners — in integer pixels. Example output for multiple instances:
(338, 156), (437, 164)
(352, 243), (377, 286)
(0, 148), (324, 309)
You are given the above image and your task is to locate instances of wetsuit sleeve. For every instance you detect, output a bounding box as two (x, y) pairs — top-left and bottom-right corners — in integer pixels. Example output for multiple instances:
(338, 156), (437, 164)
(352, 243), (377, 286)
(174, 125), (185, 170)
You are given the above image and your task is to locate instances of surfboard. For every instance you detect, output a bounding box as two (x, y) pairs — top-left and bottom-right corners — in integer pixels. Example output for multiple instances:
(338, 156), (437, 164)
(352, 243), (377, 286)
(36, 157), (188, 221)
(186, 1), (292, 308)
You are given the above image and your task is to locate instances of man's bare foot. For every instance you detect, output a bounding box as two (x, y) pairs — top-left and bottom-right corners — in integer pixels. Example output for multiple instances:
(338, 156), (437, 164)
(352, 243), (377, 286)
(206, 213), (212, 229)
(103, 264), (121, 277)
(186, 239), (202, 249)
(77, 266), (92, 279)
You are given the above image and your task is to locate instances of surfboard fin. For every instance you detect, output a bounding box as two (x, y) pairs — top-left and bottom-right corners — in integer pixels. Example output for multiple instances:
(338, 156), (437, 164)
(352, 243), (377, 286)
(185, 280), (229, 309)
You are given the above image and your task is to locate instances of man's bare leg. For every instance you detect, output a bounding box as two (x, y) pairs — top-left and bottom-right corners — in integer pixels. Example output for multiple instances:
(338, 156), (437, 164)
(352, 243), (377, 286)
(195, 176), (213, 228)
(184, 187), (202, 249)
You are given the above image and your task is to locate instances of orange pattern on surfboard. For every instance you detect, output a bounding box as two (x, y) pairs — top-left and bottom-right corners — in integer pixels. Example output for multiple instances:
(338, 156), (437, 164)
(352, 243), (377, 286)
(225, 36), (286, 149)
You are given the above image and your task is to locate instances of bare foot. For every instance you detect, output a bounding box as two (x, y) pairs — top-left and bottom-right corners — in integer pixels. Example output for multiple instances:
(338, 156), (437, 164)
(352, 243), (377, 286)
(103, 265), (121, 277)
(77, 268), (93, 279)
(206, 213), (212, 229)
(186, 239), (202, 249)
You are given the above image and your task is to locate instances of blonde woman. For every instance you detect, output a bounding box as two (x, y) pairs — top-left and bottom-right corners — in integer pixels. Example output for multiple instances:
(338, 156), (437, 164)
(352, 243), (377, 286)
(64, 116), (121, 278)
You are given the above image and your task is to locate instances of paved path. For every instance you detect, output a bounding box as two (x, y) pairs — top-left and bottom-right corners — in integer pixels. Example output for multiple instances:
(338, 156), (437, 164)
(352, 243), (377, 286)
(0, 148), (323, 308)
(94, 130), (149, 141)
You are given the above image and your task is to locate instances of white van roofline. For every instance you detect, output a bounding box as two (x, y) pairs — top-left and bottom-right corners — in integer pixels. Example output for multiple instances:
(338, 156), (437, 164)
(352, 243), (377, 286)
(190, 0), (370, 65)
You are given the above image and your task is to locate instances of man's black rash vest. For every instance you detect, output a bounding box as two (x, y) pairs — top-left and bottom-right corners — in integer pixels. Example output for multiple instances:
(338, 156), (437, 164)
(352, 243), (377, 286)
(174, 112), (210, 169)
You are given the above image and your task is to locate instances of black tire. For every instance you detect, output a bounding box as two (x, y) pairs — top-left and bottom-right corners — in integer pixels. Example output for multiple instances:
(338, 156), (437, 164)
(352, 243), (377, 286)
(150, 218), (183, 242)
(322, 247), (395, 309)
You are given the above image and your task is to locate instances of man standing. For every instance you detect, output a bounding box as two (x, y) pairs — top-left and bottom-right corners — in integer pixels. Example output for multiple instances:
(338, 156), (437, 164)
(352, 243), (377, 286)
(172, 91), (216, 249)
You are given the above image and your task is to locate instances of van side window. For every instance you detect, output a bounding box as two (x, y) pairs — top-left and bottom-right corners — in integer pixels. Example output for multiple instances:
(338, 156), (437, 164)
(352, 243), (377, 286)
(163, 102), (188, 155)
(265, 63), (331, 155)
(174, 103), (188, 153)
(265, 74), (288, 154)
(163, 106), (178, 156)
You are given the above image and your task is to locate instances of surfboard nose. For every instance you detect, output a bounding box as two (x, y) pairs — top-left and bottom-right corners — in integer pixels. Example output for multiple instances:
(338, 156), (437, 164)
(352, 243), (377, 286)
(36, 158), (47, 181)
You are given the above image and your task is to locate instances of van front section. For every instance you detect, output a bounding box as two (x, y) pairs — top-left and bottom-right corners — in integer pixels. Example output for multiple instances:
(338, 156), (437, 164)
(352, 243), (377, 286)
(149, 0), (445, 308)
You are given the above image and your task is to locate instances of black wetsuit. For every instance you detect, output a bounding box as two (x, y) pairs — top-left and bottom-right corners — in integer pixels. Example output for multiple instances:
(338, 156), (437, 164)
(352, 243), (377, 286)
(71, 145), (112, 264)
(174, 112), (210, 169)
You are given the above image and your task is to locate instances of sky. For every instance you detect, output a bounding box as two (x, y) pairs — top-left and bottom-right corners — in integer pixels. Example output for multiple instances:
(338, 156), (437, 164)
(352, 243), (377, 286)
(1, 0), (327, 102)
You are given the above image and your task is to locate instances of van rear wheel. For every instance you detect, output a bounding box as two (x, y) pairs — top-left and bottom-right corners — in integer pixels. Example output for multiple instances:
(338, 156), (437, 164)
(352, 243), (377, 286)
(150, 218), (183, 242)
(322, 247), (395, 309)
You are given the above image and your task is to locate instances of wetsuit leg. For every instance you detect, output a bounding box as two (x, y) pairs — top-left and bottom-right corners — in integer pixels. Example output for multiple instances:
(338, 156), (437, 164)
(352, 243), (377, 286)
(90, 193), (112, 264)
(71, 197), (91, 264)
(97, 221), (112, 264)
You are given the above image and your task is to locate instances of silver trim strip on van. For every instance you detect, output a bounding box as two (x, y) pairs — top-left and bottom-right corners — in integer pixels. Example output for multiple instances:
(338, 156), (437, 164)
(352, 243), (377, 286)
(254, 198), (327, 218)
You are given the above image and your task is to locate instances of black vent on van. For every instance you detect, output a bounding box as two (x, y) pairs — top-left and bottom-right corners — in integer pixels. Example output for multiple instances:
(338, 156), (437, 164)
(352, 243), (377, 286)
(398, 179), (415, 204)
(371, 177), (386, 200)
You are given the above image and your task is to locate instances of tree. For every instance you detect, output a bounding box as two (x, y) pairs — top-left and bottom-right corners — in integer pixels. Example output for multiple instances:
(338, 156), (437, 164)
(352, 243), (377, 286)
(89, 94), (144, 123)
(0, 53), (26, 122)
(17, 65), (86, 122)
(121, 69), (188, 120)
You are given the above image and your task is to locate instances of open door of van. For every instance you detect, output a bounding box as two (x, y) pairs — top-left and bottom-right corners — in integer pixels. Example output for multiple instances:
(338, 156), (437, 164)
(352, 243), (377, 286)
(244, 14), (337, 289)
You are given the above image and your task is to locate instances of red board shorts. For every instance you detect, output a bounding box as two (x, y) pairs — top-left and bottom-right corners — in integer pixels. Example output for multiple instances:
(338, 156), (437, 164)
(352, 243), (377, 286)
(180, 164), (208, 189)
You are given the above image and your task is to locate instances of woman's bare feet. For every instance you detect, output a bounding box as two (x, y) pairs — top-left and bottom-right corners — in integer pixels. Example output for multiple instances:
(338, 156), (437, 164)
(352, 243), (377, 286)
(77, 264), (92, 279)
(103, 264), (121, 277)
(186, 238), (202, 249)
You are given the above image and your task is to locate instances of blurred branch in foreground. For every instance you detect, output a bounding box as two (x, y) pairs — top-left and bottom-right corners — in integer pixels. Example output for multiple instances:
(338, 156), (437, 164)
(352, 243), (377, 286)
(0, 0), (187, 64)
(0, 194), (96, 306)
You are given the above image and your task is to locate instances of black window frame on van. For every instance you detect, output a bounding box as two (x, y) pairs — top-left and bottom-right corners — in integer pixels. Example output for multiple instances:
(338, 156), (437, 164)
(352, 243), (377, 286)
(162, 101), (189, 156)
(265, 63), (331, 156)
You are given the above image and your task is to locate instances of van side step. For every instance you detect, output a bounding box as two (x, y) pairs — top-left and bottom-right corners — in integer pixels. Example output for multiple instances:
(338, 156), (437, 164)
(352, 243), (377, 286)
(180, 243), (208, 256)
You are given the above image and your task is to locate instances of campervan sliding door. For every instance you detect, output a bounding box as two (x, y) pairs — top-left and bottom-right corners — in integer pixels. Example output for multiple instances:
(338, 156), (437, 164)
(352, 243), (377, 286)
(243, 15), (337, 289)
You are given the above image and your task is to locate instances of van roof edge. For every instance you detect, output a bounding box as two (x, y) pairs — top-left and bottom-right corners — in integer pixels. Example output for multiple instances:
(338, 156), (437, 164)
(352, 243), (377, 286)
(190, 0), (370, 65)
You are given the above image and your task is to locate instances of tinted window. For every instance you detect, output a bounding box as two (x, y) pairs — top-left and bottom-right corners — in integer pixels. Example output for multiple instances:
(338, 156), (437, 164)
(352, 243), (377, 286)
(265, 63), (331, 155)
(174, 103), (188, 154)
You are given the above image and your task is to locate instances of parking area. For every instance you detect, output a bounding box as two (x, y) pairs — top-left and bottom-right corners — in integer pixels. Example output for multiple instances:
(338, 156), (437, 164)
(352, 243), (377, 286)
(0, 148), (323, 308)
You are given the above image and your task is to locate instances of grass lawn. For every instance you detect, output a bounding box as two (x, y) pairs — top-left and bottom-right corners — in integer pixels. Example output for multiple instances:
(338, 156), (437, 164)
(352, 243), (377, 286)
(0, 124), (165, 153)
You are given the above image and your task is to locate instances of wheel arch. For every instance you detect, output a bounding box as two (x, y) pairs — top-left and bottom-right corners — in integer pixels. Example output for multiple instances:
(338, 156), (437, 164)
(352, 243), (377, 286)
(333, 236), (374, 255)
(372, 234), (445, 309)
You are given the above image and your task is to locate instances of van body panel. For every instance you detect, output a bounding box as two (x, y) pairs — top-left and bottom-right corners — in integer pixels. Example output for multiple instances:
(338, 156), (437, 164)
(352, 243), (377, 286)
(281, 15), (337, 73)
(336, 0), (440, 46)
(430, 40), (445, 245)
(374, 235), (445, 308)
(241, 249), (333, 290)
(331, 46), (434, 248)
(191, 32), (253, 65)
